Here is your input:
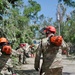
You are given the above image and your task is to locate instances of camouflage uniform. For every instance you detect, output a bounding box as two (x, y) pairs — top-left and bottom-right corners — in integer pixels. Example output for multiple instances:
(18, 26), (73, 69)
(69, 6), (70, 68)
(34, 35), (67, 75)
(0, 54), (10, 72)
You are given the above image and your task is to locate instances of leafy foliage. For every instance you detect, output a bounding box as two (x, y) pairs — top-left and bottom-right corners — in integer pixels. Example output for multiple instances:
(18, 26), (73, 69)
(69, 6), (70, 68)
(58, 0), (75, 7)
(0, 0), (40, 49)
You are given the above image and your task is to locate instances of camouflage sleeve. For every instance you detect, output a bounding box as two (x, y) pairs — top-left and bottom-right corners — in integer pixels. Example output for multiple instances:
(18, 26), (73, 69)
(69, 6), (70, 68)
(34, 44), (42, 70)
(61, 39), (68, 50)
(0, 54), (10, 72)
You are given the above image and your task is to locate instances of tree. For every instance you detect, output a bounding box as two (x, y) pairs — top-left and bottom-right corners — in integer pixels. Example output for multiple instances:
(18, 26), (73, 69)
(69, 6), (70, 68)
(23, 0), (41, 22)
(64, 10), (75, 43)
(58, 0), (75, 7)
(10, 0), (41, 48)
(56, 3), (66, 36)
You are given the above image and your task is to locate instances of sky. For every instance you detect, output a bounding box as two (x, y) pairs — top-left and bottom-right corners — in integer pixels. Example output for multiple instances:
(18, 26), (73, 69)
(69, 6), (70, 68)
(23, 0), (74, 22)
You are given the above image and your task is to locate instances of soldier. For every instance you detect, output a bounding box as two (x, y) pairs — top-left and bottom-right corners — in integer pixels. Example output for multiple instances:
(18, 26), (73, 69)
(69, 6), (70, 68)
(34, 26), (68, 75)
(0, 37), (12, 73)
(16, 43), (30, 64)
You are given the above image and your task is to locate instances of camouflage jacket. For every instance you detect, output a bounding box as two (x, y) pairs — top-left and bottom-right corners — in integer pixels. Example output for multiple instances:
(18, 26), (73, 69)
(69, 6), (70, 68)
(0, 54), (10, 72)
(34, 36), (68, 73)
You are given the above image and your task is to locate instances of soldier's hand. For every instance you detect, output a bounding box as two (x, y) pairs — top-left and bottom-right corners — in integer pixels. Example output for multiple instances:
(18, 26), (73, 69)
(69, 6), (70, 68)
(35, 68), (39, 71)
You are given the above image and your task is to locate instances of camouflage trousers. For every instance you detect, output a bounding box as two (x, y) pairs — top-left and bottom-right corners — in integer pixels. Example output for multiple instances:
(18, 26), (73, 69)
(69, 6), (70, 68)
(0, 54), (10, 72)
(40, 67), (62, 75)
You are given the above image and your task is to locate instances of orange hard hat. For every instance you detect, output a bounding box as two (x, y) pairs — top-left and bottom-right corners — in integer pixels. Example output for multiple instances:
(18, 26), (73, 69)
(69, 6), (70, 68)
(50, 36), (62, 46)
(0, 37), (8, 43)
(2, 45), (12, 55)
(44, 26), (56, 34)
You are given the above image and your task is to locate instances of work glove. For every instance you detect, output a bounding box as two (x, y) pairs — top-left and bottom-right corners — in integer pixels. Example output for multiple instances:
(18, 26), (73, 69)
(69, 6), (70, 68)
(35, 68), (39, 71)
